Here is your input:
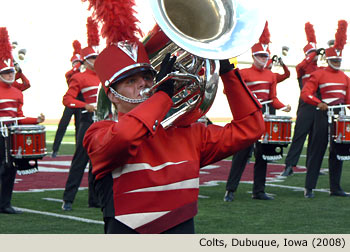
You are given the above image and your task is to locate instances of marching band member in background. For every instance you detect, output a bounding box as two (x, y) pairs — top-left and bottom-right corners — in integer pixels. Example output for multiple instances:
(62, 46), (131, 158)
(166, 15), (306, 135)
(61, 18), (100, 211)
(82, 0), (264, 234)
(51, 40), (83, 158)
(0, 27), (45, 214)
(281, 22), (323, 176)
(301, 20), (350, 198)
(224, 22), (291, 202)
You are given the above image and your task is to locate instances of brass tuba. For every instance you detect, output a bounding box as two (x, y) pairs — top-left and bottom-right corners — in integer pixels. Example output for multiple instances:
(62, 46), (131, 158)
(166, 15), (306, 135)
(96, 0), (266, 125)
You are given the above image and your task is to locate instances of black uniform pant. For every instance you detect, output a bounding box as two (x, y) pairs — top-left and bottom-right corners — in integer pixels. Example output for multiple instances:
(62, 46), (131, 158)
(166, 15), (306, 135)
(62, 114), (98, 205)
(0, 135), (17, 209)
(226, 142), (268, 195)
(285, 101), (316, 167)
(94, 173), (115, 234)
(52, 107), (81, 153)
(305, 109), (343, 192)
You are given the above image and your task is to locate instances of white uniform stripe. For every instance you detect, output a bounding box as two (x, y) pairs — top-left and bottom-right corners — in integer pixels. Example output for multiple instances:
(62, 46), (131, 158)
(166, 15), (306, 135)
(126, 178), (199, 193)
(246, 81), (270, 86)
(319, 83), (346, 88)
(252, 89), (270, 94)
(322, 98), (339, 104)
(0, 108), (17, 112)
(301, 74), (311, 79)
(325, 90), (346, 95)
(112, 161), (188, 179)
(81, 86), (99, 93)
(0, 99), (16, 103)
(116, 211), (169, 229)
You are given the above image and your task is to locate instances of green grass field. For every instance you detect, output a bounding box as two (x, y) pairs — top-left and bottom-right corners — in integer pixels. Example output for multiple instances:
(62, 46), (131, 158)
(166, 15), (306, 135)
(1, 123), (350, 234)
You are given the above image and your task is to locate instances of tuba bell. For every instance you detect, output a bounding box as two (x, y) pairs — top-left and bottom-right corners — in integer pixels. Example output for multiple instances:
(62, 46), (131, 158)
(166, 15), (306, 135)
(96, 0), (266, 125)
(144, 0), (266, 128)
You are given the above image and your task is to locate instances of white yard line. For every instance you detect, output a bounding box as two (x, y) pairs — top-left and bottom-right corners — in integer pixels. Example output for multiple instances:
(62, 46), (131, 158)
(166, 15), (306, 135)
(13, 206), (104, 225)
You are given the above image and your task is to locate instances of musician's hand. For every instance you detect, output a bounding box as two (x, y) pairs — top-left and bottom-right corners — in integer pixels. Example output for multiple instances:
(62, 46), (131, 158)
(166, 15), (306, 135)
(14, 62), (22, 74)
(85, 104), (96, 112)
(282, 104), (291, 112)
(219, 59), (234, 75)
(37, 113), (45, 123)
(156, 53), (177, 82)
(278, 57), (284, 66)
(155, 53), (176, 98)
(316, 48), (325, 56)
(272, 55), (278, 63)
(317, 102), (328, 111)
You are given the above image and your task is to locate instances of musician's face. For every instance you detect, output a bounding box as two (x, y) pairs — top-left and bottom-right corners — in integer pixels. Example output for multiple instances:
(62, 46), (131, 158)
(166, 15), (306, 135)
(0, 71), (15, 84)
(84, 56), (97, 71)
(253, 54), (269, 69)
(329, 58), (342, 69)
(112, 71), (154, 113)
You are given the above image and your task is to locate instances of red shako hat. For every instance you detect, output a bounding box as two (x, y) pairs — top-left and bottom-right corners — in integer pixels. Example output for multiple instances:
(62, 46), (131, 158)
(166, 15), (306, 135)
(0, 27), (15, 73)
(303, 22), (317, 55)
(251, 21), (270, 56)
(82, 0), (155, 93)
(81, 17), (99, 60)
(325, 20), (348, 59)
(70, 40), (82, 63)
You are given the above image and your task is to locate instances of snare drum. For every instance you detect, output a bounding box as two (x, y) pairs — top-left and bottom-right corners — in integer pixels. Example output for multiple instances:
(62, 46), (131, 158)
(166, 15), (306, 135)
(333, 116), (350, 143)
(9, 125), (47, 158)
(260, 115), (292, 144)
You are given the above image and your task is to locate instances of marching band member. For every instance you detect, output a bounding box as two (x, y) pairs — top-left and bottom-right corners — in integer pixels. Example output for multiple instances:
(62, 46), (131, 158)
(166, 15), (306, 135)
(82, 0), (264, 233)
(224, 22), (291, 202)
(301, 20), (350, 198)
(51, 40), (83, 158)
(0, 27), (45, 214)
(61, 18), (100, 211)
(281, 22), (323, 176)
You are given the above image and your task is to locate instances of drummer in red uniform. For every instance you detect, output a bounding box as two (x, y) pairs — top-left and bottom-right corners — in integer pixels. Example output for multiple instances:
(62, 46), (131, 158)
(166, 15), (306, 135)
(0, 27), (45, 214)
(301, 20), (350, 198)
(224, 21), (291, 202)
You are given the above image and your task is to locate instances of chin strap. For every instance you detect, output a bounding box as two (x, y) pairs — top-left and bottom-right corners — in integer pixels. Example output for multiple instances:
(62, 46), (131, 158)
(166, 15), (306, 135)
(253, 55), (268, 69)
(85, 59), (95, 68)
(327, 60), (341, 70)
(0, 75), (15, 84)
(109, 87), (148, 104)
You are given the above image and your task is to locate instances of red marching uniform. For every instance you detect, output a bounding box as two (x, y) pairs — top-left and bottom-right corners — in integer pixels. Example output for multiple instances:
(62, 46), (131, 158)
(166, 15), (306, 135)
(241, 64), (285, 109)
(296, 51), (319, 88)
(0, 82), (37, 123)
(300, 66), (350, 193)
(61, 67), (100, 206)
(0, 81), (38, 212)
(300, 20), (350, 196)
(301, 67), (350, 106)
(83, 69), (264, 233)
(11, 72), (31, 92)
(225, 21), (289, 201)
(282, 22), (321, 177)
(63, 68), (99, 109)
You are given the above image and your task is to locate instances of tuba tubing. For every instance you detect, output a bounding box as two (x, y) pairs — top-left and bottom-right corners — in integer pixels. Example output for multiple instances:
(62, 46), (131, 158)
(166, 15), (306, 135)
(142, 0), (266, 128)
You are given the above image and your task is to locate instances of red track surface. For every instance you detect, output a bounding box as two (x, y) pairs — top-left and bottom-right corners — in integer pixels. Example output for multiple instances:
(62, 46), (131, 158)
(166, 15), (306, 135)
(14, 156), (306, 192)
